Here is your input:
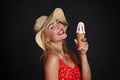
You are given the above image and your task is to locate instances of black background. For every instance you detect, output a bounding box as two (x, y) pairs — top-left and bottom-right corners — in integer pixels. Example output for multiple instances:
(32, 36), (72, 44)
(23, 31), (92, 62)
(3, 0), (119, 80)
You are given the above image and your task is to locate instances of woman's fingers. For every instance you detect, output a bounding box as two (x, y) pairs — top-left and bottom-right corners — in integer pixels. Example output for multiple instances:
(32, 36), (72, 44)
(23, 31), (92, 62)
(74, 37), (89, 53)
(81, 38), (87, 42)
(77, 41), (89, 54)
(74, 39), (78, 45)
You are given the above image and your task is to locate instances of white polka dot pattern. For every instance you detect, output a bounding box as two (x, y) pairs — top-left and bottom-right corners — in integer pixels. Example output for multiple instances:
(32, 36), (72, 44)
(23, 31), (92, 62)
(59, 59), (81, 80)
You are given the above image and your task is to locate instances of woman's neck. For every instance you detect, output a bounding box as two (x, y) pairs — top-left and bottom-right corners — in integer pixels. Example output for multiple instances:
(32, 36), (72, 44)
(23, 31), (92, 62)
(52, 41), (64, 54)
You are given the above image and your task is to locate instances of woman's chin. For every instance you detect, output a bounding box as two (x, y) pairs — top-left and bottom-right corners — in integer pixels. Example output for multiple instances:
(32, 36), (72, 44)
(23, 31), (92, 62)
(62, 34), (67, 39)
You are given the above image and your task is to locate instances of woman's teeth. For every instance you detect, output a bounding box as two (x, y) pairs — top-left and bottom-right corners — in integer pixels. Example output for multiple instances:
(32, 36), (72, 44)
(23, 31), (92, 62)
(58, 29), (64, 35)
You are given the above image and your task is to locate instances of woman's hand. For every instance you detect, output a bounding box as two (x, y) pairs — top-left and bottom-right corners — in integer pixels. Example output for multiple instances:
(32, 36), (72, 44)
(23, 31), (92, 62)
(74, 38), (89, 55)
(75, 38), (91, 80)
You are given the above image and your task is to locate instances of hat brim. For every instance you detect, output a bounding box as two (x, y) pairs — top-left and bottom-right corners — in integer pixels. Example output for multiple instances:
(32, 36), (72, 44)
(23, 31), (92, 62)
(35, 8), (68, 51)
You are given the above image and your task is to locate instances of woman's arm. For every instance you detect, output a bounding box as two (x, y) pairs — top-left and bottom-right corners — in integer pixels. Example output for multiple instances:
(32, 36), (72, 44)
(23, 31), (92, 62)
(43, 52), (59, 80)
(80, 53), (91, 80)
(74, 38), (91, 80)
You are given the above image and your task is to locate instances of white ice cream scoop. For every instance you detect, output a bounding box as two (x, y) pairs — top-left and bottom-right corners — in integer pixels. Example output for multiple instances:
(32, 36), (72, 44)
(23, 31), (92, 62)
(76, 22), (85, 34)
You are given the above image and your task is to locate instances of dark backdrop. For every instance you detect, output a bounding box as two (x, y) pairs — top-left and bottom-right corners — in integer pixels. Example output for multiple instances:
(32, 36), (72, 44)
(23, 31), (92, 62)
(3, 0), (119, 80)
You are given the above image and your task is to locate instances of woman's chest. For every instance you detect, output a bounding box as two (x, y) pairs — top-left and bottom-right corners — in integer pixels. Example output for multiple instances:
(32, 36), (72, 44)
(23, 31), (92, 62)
(59, 59), (81, 80)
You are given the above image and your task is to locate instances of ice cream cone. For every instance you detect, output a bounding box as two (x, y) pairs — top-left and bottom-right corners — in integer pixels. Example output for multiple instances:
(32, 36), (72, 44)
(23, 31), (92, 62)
(77, 33), (85, 45)
(76, 22), (85, 45)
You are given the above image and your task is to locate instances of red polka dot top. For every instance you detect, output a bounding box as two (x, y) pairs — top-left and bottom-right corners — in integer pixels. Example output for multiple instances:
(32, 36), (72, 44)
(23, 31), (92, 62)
(59, 58), (81, 80)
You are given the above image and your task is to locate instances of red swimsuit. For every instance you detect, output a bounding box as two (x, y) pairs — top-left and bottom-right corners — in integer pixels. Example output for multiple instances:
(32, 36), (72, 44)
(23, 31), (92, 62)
(59, 59), (81, 80)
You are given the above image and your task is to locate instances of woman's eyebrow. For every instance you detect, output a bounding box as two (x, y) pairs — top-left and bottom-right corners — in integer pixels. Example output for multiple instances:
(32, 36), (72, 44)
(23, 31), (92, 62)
(47, 23), (54, 28)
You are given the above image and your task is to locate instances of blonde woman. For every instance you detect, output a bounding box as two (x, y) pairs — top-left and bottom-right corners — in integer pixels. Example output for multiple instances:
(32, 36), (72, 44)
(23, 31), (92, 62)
(34, 8), (91, 80)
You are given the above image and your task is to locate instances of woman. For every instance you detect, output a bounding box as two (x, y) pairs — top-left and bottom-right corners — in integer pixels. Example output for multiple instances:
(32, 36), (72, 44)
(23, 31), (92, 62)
(34, 8), (91, 80)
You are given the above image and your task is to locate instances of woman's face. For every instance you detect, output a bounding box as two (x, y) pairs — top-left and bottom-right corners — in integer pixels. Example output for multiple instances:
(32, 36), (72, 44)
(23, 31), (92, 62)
(43, 19), (67, 43)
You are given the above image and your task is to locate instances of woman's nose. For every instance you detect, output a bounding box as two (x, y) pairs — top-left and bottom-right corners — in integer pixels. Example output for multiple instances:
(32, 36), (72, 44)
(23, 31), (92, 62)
(56, 24), (62, 30)
(54, 23), (60, 29)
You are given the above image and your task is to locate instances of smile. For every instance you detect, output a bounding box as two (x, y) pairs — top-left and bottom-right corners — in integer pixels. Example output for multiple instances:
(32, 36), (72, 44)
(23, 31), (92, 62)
(57, 29), (65, 35)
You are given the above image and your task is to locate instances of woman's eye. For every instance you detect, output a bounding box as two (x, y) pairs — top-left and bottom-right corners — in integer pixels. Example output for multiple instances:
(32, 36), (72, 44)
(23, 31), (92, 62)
(50, 25), (54, 30)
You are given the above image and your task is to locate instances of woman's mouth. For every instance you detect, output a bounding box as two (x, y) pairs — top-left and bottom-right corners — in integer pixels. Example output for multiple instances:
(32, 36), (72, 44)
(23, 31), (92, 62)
(57, 29), (65, 35)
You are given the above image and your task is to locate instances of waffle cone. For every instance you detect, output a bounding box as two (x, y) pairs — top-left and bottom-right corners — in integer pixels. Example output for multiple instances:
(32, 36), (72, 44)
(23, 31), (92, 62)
(76, 33), (85, 45)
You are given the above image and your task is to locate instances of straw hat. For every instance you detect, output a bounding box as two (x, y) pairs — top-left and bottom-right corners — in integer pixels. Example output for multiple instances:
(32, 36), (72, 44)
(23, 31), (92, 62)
(34, 8), (68, 51)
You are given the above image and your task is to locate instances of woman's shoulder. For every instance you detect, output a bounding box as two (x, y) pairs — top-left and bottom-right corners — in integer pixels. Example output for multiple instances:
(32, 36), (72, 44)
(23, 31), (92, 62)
(43, 50), (59, 64)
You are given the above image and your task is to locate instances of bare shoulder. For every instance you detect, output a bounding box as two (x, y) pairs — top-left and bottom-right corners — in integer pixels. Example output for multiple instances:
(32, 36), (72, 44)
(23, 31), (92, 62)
(43, 51), (60, 79)
(43, 50), (59, 67)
